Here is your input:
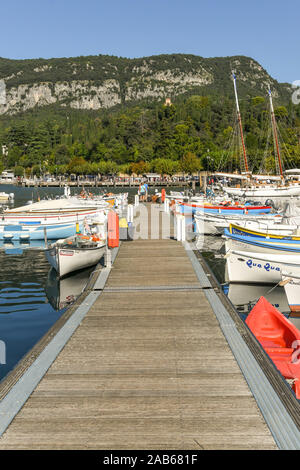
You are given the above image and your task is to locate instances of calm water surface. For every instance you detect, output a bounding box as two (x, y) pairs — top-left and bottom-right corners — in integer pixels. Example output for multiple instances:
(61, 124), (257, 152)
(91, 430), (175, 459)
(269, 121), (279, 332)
(0, 184), (143, 381)
(1, 185), (298, 382)
(0, 184), (185, 381)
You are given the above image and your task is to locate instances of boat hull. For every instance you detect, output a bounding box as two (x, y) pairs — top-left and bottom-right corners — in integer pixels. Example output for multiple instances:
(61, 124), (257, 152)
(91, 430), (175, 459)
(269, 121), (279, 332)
(224, 186), (300, 197)
(225, 250), (300, 284)
(224, 230), (300, 254)
(0, 223), (80, 241)
(180, 203), (271, 216)
(246, 297), (300, 398)
(46, 241), (106, 278)
(282, 276), (300, 313)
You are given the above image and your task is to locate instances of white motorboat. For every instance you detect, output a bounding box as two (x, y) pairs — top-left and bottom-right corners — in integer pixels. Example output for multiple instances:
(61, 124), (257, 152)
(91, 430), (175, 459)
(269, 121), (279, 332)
(45, 234), (106, 278)
(225, 250), (300, 284)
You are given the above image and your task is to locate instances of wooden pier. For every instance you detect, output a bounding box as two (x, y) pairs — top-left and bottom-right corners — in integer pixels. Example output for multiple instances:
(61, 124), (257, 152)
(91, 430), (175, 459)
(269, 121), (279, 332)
(0, 203), (299, 449)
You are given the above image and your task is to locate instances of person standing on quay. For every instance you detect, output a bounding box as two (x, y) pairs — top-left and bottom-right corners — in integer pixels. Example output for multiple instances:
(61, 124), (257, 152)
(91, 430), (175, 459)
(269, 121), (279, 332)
(139, 183), (146, 202)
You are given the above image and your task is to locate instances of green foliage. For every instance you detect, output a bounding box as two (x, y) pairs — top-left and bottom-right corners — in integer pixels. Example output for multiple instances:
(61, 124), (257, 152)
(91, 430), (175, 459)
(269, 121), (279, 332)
(0, 85), (299, 176)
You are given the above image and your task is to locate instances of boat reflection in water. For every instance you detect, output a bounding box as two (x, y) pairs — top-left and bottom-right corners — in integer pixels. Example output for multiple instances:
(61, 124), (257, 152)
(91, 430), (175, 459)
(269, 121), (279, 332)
(0, 239), (51, 254)
(224, 283), (290, 315)
(44, 266), (94, 311)
(224, 282), (300, 330)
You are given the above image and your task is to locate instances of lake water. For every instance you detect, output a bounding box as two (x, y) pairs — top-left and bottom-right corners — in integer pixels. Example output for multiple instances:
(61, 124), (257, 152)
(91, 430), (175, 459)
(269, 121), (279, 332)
(0, 185), (98, 381)
(0, 184), (185, 381)
(0, 184), (299, 383)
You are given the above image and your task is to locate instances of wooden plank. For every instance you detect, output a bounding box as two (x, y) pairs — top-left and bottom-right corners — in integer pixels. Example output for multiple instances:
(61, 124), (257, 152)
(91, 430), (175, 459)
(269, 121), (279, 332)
(0, 205), (277, 450)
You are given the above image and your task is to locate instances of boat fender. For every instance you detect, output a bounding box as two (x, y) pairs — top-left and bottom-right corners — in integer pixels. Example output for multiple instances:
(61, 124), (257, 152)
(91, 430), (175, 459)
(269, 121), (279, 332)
(107, 211), (119, 248)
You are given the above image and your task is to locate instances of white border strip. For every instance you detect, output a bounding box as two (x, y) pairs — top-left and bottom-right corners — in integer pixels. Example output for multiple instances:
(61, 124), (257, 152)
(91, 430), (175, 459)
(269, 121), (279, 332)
(0, 245), (120, 437)
(184, 241), (300, 450)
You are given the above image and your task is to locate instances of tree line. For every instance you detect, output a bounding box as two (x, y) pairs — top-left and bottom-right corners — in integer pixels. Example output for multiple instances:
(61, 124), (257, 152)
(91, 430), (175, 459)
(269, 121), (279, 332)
(0, 92), (299, 178)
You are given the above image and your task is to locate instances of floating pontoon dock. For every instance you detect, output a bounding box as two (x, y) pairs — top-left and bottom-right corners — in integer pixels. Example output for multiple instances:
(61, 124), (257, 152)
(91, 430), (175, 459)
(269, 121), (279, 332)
(0, 204), (299, 449)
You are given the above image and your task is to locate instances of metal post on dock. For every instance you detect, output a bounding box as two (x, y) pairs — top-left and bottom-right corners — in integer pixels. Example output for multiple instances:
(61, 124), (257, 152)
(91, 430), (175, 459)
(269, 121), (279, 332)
(105, 214), (112, 268)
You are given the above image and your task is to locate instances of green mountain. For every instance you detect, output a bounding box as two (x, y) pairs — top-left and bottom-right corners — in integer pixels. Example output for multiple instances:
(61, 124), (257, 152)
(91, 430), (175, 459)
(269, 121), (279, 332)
(0, 53), (292, 115)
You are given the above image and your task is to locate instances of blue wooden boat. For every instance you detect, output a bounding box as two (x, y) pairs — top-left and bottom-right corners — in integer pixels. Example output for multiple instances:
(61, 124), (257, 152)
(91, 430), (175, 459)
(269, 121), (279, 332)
(229, 223), (300, 240)
(0, 222), (82, 241)
(179, 202), (271, 216)
(224, 228), (300, 254)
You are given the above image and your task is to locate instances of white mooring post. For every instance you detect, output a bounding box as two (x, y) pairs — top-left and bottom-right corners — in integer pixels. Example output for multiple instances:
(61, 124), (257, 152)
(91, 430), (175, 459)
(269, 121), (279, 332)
(105, 246), (112, 268)
(164, 198), (170, 213)
(176, 214), (186, 242)
(134, 195), (139, 207)
(176, 214), (182, 241)
(181, 215), (186, 242)
(127, 204), (133, 223)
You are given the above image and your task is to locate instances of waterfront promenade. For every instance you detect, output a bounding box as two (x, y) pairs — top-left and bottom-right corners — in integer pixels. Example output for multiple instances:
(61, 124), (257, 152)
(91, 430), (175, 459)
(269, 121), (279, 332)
(0, 203), (295, 449)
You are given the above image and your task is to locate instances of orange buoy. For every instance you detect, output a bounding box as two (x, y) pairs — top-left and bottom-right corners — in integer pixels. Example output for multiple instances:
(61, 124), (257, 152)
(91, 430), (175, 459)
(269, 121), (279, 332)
(107, 211), (119, 248)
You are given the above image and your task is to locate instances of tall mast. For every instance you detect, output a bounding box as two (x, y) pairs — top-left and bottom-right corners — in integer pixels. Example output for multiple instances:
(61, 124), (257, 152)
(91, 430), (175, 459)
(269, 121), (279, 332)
(232, 71), (249, 174)
(267, 85), (284, 180)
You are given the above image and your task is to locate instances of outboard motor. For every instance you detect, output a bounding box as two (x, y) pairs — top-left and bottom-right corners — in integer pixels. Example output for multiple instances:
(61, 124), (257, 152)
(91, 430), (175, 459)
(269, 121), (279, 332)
(265, 199), (277, 210)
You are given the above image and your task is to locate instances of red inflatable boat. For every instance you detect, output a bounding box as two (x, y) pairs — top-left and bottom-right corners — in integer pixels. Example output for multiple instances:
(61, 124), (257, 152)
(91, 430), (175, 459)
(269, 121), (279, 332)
(246, 296), (300, 398)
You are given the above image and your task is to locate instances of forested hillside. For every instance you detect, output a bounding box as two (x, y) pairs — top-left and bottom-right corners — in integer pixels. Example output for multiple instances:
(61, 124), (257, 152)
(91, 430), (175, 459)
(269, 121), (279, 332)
(0, 53), (298, 177)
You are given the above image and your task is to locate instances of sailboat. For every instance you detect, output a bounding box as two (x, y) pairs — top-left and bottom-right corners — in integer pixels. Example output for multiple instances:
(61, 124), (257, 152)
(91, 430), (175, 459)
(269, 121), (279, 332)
(223, 79), (300, 198)
(213, 72), (251, 189)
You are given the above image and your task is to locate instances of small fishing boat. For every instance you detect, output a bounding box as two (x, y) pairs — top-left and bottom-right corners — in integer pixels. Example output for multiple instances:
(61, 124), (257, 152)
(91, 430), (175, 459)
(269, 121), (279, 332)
(0, 222), (81, 241)
(194, 212), (283, 236)
(224, 228), (300, 254)
(45, 234), (106, 278)
(246, 296), (300, 398)
(229, 223), (300, 239)
(225, 250), (300, 284)
(179, 202), (271, 216)
(3, 197), (109, 225)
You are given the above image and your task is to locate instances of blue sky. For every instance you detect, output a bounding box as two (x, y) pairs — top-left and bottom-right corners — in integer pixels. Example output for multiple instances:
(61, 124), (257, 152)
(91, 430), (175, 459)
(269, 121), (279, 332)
(1, 0), (299, 83)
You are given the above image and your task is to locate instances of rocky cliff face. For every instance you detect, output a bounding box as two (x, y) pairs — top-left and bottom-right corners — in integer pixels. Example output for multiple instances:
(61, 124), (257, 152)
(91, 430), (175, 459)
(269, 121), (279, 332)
(0, 54), (291, 115)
